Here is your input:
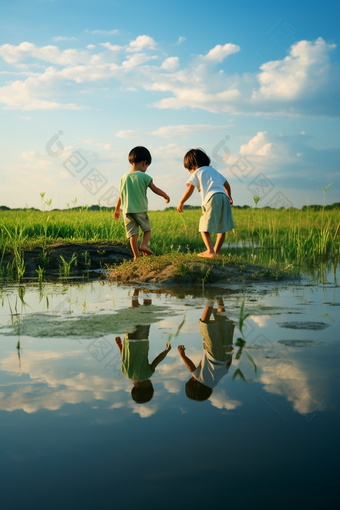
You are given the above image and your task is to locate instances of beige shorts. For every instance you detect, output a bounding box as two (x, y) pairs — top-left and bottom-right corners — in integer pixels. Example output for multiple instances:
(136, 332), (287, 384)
(124, 212), (151, 238)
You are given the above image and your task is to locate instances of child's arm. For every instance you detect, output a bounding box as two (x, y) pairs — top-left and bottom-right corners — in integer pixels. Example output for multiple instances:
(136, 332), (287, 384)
(178, 345), (196, 372)
(177, 184), (195, 213)
(149, 181), (170, 204)
(223, 180), (233, 206)
(114, 196), (121, 219)
(150, 342), (171, 372)
(115, 337), (123, 355)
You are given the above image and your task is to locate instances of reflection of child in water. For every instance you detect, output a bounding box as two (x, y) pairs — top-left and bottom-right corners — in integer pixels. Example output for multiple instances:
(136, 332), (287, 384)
(178, 297), (234, 401)
(115, 289), (171, 403)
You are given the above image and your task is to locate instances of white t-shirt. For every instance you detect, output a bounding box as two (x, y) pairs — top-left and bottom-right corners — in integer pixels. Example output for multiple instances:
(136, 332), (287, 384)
(187, 166), (227, 207)
(192, 350), (229, 389)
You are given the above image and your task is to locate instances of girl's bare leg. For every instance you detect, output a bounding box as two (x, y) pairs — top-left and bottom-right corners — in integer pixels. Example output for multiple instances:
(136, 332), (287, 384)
(198, 232), (216, 258)
(140, 230), (154, 256)
(129, 234), (139, 261)
(214, 233), (226, 254)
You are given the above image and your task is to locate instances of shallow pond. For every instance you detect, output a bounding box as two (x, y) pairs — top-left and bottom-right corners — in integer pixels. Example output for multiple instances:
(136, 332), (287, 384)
(0, 267), (339, 508)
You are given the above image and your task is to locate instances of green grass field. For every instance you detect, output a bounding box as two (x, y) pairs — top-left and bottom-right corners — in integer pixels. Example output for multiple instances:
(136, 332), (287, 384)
(0, 204), (339, 280)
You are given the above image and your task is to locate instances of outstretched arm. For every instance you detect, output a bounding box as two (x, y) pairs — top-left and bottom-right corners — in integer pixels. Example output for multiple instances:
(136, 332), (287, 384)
(178, 345), (196, 372)
(149, 181), (170, 204)
(114, 196), (121, 219)
(177, 184), (195, 213)
(223, 181), (233, 206)
(150, 342), (171, 372)
(226, 353), (233, 368)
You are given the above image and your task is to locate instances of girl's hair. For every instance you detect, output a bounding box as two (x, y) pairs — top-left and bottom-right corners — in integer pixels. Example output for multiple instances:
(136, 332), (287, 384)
(185, 378), (213, 401)
(184, 149), (211, 170)
(128, 146), (152, 166)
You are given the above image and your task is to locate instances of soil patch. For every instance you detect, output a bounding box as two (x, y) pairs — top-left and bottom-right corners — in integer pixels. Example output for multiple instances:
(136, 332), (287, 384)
(110, 257), (298, 287)
(2, 242), (132, 278)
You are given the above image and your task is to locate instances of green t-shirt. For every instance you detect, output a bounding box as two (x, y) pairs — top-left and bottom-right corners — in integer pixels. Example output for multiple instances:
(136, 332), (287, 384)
(120, 171), (153, 214)
(121, 338), (154, 382)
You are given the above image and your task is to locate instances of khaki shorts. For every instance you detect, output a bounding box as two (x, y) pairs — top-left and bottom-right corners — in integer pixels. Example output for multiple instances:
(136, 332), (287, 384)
(199, 193), (235, 234)
(124, 212), (151, 238)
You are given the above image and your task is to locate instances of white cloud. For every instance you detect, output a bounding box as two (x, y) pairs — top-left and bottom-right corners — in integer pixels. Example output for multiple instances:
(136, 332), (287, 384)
(200, 43), (240, 63)
(161, 56), (179, 72)
(126, 35), (156, 53)
(85, 29), (119, 35)
(100, 42), (122, 52)
(177, 36), (186, 45)
(0, 68), (88, 110)
(240, 132), (273, 156)
(151, 124), (231, 138)
(53, 36), (77, 41)
(253, 37), (336, 101)
(0, 37), (338, 116)
(116, 130), (142, 138)
(87, 44), (96, 49)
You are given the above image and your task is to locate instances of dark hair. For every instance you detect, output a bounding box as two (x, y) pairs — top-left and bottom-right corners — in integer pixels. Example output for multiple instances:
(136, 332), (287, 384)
(183, 149), (210, 170)
(185, 378), (213, 401)
(128, 146), (152, 166)
(131, 384), (154, 404)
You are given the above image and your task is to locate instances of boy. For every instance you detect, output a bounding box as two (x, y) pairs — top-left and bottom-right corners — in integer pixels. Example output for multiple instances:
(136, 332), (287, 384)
(177, 148), (234, 259)
(115, 290), (171, 403)
(178, 297), (234, 402)
(114, 146), (170, 261)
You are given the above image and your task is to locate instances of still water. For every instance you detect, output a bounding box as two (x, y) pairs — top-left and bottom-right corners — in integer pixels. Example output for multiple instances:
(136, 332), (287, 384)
(0, 269), (339, 508)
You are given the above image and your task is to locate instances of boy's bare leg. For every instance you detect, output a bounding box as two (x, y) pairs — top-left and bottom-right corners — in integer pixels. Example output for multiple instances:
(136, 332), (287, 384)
(216, 297), (225, 313)
(198, 232), (216, 258)
(140, 230), (154, 256)
(214, 233), (226, 255)
(129, 234), (139, 261)
(131, 288), (140, 307)
(201, 306), (213, 322)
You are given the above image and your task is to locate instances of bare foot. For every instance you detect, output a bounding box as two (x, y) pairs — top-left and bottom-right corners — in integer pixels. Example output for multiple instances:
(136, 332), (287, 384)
(197, 251), (216, 259)
(140, 245), (154, 256)
(133, 256), (139, 262)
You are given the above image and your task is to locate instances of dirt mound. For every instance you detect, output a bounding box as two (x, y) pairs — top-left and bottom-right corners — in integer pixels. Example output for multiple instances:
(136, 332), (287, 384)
(110, 258), (296, 286)
(2, 242), (132, 277)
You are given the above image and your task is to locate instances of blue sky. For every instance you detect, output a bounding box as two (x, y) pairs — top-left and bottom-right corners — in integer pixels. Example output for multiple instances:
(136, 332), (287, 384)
(0, 0), (339, 209)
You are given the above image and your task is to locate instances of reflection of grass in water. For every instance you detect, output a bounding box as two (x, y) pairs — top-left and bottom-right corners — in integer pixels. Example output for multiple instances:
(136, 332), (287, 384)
(233, 300), (257, 383)
(0, 305), (179, 339)
(0, 206), (339, 281)
(167, 316), (186, 343)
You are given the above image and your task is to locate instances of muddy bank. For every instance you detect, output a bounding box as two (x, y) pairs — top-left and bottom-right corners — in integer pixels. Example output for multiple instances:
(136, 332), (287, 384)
(2, 242), (132, 277)
(109, 258), (298, 287)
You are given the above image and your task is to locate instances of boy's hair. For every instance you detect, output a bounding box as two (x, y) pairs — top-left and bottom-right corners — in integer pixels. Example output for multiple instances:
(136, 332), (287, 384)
(131, 384), (154, 403)
(128, 146), (152, 166)
(185, 377), (213, 401)
(184, 149), (211, 170)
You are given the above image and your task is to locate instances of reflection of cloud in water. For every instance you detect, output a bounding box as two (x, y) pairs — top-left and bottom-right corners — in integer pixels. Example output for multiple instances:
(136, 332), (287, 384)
(163, 380), (182, 394)
(0, 350), (128, 413)
(209, 389), (242, 410)
(260, 361), (325, 415)
(0, 344), (243, 417)
(130, 403), (158, 418)
(250, 315), (271, 328)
